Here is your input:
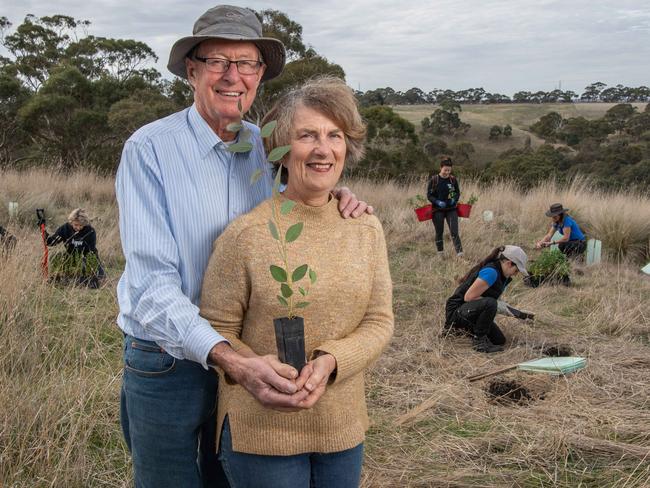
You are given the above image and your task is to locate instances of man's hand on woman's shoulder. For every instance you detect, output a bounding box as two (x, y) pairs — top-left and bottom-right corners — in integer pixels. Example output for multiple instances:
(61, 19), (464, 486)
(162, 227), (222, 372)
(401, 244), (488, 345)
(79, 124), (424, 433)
(333, 186), (374, 219)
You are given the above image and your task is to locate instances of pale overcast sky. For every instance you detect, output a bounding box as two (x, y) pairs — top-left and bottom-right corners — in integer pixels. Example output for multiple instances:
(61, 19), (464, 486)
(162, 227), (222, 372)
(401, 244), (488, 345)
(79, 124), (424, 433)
(2, 0), (649, 94)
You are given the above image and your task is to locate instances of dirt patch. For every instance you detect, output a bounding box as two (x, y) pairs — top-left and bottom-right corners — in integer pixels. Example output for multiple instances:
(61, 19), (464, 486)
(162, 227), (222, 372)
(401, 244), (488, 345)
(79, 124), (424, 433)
(542, 344), (574, 357)
(486, 379), (532, 405)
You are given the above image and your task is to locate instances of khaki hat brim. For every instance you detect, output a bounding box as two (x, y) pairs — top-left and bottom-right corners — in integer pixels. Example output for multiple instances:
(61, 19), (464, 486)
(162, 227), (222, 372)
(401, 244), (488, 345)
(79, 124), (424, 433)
(167, 34), (286, 81)
(545, 207), (569, 217)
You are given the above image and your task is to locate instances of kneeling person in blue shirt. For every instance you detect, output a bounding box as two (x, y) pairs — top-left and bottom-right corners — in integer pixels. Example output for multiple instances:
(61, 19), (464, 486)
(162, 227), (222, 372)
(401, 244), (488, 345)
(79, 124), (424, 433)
(535, 203), (586, 258)
(444, 245), (529, 353)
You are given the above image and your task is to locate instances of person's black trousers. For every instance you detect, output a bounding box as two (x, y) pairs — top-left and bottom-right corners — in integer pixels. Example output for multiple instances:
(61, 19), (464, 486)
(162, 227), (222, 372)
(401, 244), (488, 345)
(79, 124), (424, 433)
(432, 208), (463, 253)
(450, 297), (506, 345)
(558, 240), (586, 258)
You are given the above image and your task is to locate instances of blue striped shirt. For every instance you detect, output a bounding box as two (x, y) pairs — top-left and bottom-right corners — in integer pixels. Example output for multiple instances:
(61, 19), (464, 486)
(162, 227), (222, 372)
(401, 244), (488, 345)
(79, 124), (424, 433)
(116, 104), (273, 369)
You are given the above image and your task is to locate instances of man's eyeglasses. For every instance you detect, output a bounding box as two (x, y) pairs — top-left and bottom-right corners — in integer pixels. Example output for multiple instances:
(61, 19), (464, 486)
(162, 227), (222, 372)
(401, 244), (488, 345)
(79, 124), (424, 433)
(193, 56), (264, 75)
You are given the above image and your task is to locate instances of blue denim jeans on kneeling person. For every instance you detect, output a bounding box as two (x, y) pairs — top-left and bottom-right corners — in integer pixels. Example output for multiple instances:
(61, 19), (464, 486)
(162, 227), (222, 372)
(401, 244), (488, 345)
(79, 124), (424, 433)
(120, 334), (230, 488)
(219, 417), (364, 488)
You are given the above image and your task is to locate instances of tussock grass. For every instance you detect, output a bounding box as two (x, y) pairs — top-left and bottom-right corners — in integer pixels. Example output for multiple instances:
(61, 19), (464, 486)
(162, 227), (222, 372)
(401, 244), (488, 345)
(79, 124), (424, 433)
(1, 168), (649, 486)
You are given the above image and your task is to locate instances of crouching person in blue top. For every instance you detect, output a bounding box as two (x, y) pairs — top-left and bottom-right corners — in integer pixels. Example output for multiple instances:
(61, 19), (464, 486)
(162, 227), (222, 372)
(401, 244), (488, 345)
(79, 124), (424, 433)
(535, 203), (586, 258)
(444, 245), (529, 353)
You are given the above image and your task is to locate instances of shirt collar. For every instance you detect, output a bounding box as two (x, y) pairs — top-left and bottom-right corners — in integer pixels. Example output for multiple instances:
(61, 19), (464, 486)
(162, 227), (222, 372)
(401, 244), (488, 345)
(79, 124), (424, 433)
(188, 104), (229, 159)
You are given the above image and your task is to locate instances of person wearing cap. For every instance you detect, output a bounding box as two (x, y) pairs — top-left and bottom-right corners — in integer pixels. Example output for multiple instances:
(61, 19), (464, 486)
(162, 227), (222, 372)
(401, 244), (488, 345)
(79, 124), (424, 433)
(535, 203), (586, 258)
(444, 245), (529, 353)
(115, 5), (370, 487)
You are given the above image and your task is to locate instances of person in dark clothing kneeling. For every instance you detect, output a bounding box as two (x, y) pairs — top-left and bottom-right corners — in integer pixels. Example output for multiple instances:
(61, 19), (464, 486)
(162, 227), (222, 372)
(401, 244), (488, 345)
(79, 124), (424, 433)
(46, 208), (105, 281)
(427, 157), (463, 257)
(0, 225), (17, 255)
(445, 245), (529, 353)
(46, 208), (98, 256)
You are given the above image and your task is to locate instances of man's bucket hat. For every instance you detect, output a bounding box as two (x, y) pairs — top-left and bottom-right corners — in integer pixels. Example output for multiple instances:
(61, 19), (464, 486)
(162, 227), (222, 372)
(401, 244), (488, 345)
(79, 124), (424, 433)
(545, 203), (569, 217)
(167, 5), (286, 81)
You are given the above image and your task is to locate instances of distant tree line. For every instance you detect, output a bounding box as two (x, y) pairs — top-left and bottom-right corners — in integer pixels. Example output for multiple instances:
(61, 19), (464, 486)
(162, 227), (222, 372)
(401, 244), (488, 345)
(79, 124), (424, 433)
(0, 12), (343, 171)
(489, 103), (650, 188)
(356, 82), (650, 106)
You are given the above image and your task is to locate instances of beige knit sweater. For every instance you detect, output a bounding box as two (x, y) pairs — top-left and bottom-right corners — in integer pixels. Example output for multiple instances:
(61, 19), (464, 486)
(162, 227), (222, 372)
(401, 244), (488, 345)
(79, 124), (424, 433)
(199, 195), (394, 456)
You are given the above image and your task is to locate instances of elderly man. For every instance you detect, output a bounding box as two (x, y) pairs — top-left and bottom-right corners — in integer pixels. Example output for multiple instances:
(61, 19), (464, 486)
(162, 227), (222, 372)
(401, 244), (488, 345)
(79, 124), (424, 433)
(116, 5), (369, 487)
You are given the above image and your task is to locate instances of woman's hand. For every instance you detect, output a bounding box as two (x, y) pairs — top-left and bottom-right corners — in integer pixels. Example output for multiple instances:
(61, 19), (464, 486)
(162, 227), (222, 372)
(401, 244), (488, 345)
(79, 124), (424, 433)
(296, 354), (337, 409)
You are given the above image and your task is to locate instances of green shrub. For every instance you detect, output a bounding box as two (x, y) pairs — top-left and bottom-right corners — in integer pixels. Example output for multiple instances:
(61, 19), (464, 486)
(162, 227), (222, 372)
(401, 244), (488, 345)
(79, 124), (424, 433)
(49, 252), (100, 278)
(528, 249), (571, 279)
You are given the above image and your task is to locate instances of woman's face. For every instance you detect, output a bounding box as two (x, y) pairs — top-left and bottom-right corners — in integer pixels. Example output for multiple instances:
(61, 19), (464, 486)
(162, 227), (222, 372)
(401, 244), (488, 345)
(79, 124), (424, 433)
(439, 165), (452, 178)
(70, 220), (83, 232)
(551, 214), (561, 223)
(502, 260), (519, 277)
(283, 106), (346, 204)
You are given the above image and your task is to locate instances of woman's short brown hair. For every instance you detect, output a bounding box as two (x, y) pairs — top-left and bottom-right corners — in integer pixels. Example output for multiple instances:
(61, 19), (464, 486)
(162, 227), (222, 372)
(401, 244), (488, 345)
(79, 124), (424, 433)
(261, 76), (366, 183)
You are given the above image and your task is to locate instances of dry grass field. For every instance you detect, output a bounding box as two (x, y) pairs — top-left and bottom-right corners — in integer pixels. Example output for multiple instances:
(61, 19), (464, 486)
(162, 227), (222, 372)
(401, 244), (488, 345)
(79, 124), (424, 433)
(393, 103), (648, 167)
(1, 169), (650, 487)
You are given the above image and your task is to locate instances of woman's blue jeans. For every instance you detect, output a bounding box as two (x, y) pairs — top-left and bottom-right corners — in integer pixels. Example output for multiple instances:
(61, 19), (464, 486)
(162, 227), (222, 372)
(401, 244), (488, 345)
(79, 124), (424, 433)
(219, 418), (364, 488)
(120, 335), (230, 488)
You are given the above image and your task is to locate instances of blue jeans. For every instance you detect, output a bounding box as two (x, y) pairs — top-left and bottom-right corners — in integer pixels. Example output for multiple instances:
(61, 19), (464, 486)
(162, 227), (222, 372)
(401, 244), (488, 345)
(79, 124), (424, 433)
(120, 335), (230, 488)
(219, 417), (364, 488)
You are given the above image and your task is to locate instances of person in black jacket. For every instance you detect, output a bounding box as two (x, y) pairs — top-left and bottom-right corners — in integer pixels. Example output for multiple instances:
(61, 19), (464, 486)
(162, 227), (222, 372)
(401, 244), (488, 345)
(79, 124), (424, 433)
(46, 208), (98, 255)
(46, 208), (104, 282)
(445, 245), (529, 353)
(0, 225), (17, 255)
(427, 157), (463, 256)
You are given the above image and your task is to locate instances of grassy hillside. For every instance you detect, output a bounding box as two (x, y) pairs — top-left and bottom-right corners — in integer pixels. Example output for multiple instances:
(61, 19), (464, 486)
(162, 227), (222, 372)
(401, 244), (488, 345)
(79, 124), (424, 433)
(1, 169), (649, 486)
(394, 103), (648, 167)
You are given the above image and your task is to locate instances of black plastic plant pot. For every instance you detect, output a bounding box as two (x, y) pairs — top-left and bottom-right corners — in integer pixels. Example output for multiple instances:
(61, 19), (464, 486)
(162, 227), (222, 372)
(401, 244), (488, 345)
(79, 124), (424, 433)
(274, 316), (306, 371)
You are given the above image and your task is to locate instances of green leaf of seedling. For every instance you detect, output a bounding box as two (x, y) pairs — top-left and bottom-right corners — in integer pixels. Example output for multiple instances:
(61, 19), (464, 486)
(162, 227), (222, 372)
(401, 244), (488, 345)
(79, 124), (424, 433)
(260, 120), (277, 138)
(281, 283), (293, 298)
(268, 145), (292, 162)
(309, 268), (317, 284)
(226, 122), (243, 133)
(272, 162), (283, 193)
(270, 265), (287, 283)
(285, 222), (303, 243)
(249, 169), (263, 185)
(277, 295), (288, 306)
(228, 141), (253, 153)
(295, 301), (310, 308)
(292, 264), (308, 282)
(299, 287), (307, 296)
(280, 200), (296, 215)
(268, 220), (279, 240)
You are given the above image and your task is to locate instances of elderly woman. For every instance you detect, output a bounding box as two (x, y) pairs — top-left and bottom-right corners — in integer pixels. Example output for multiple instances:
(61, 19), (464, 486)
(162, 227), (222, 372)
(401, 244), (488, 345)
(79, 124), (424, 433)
(535, 203), (586, 258)
(445, 245), (529, 353)
(200, 77), (394, 488)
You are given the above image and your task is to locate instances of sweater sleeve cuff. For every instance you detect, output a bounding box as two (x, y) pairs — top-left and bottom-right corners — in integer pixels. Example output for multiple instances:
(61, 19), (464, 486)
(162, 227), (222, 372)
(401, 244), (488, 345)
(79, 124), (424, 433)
(311, 342), (365, 385)
(183, 316), (229, 370)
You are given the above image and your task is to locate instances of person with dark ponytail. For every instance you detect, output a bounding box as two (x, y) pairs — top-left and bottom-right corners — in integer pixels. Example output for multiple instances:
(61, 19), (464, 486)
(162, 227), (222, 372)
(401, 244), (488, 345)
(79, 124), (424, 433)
(444, 245), (529, 353)
(426, 156), (463, 257)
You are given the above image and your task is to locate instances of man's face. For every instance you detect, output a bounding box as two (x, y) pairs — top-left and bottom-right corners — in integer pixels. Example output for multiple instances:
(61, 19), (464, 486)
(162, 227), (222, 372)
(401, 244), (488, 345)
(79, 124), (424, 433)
(185, 40), (266, 131)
